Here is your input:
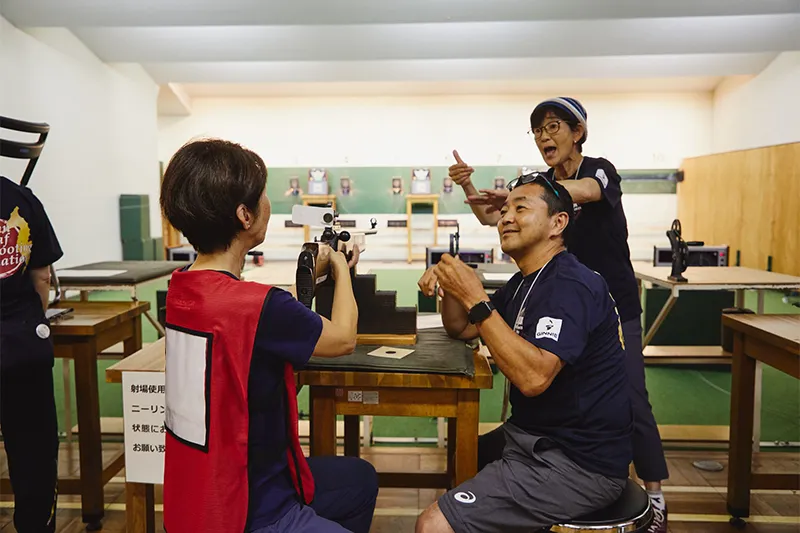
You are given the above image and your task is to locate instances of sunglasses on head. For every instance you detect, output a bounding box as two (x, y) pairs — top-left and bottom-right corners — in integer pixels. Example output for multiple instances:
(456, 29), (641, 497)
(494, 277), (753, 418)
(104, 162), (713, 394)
(507, 172), (560, 198)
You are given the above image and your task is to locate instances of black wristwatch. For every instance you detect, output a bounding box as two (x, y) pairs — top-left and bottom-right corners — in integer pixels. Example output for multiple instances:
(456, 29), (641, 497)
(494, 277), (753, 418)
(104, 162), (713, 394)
(468, 300), (495, 324)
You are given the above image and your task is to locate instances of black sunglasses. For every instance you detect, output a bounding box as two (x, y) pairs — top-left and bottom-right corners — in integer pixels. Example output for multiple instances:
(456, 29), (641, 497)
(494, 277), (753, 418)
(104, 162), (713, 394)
(507, 172), (560, 198)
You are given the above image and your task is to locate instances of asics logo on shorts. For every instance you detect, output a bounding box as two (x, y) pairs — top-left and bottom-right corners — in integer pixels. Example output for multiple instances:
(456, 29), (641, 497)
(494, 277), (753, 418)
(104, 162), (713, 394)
(454, 491), (476, 504)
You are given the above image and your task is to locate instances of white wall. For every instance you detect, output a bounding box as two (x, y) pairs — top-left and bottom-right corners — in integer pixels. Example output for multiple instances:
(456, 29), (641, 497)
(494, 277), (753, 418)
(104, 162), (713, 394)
(0, 17), (160, 268)
(160, 92), (706, 260)
(159, 93), (712, 169)
(712, 52), (800, 153)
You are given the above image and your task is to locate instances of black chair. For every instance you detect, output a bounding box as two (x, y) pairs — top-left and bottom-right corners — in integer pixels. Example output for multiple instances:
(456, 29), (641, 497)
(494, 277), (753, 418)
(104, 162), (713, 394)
(548, 479), (653, 532)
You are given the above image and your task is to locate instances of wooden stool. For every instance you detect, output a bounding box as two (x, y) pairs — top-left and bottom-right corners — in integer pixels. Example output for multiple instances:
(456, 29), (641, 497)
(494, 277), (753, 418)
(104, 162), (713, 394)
(548, 479), (653, 532)
(302, 194), (337, 242)
(406, 194), (439, 263)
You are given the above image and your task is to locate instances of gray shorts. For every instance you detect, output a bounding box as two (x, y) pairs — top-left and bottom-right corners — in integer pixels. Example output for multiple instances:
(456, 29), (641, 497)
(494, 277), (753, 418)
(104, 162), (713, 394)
(438, 423), (626, 533)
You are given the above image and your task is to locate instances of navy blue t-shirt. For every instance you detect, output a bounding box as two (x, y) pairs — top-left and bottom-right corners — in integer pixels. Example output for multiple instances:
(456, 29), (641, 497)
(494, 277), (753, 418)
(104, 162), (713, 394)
(246, 287), (323, 530)
(490, 251), (633, 479)
(0, 176), (63, 369)
(546, 157), (642, 323)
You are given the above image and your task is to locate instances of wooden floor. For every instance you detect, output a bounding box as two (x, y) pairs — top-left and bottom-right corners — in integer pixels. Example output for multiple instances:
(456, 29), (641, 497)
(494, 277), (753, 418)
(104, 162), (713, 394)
(0, 443), (798, 532)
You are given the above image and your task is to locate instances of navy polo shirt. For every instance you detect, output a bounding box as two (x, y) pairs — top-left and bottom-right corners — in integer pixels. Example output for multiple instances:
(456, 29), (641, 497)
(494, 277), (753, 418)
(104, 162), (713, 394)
(546, 156), (642, 323)
(490, 251), (633, 479)
(247, 288), (323, 530)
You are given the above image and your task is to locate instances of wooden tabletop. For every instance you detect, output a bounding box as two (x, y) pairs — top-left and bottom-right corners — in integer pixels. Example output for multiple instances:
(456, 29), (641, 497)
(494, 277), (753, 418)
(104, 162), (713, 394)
(105, 336), (494, 390)
(106, 337), (166, 383)
(298, 351), (493, 390)
(722, 314), (800, 356)
(50, 300), (150, 337)
(632, 261), (800, 289)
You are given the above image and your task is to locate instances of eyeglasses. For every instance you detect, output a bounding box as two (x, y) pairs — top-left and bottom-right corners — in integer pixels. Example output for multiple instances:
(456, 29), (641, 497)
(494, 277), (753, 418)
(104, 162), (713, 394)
(506, 172), (560, 198)
(527, 120), (563, 141)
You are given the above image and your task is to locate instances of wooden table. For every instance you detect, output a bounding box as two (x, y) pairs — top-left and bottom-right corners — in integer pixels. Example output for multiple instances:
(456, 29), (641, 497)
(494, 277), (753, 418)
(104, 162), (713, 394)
(1, 300), (149, 530)
(406, 194), (440, 263)
(724, 314), (800, 523)
(56, 261), (187, 337)
(300, 351), (493, 488)
(633, 262), (800, 348)
(106, 333), (493, 532)
(633, 263), (800, 447)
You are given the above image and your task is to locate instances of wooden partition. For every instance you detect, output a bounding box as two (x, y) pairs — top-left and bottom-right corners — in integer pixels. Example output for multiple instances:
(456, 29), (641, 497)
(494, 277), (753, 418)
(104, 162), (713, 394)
(678, 142), (800, 277)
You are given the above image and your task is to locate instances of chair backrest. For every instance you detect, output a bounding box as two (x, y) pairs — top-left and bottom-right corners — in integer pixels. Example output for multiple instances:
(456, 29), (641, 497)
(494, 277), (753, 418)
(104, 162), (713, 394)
(0, 116), (50, 187)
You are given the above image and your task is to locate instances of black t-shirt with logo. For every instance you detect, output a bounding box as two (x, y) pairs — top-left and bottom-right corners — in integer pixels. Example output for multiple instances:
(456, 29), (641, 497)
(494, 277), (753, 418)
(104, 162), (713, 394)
(1, 176), (63, 368)
(545, 156), (642, 322)
(489, 251), (633, 479)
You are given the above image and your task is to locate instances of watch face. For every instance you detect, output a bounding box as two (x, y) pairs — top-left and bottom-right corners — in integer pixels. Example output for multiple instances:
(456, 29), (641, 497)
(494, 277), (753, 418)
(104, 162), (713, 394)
(469, 301), (493, 323)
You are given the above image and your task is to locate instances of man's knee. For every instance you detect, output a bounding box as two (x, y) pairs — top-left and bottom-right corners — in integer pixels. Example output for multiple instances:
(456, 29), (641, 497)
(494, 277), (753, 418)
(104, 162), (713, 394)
(415, 502), (454, 533)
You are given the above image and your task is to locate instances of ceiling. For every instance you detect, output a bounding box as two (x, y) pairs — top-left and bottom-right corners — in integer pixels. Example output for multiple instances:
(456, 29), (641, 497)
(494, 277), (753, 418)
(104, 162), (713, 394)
(2, 0), (799, 100)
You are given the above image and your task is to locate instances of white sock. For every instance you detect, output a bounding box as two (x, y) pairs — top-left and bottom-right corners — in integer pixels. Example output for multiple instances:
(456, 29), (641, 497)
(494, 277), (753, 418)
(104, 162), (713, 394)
(647, 490), (667, 518)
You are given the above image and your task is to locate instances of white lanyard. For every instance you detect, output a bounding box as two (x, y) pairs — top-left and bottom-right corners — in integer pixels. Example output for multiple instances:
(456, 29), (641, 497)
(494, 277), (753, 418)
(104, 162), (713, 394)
(509, 255), (556, 333)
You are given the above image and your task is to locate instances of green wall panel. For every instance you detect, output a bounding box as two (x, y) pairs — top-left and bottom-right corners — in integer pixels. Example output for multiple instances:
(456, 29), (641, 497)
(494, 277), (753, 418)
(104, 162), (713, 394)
(265, 167), (677, 215)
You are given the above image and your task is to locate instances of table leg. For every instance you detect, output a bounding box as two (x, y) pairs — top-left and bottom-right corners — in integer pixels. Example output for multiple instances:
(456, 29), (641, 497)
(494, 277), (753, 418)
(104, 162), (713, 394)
(310, 387), (337, 457)
(73, 339), (105, 528)
(124, 316), (143, 356)
(407, 199), (413, 263)
(344, 415), (360, 457)
(727, 331), (756, 519)
(447, 418), (457, 487)
(642, 293), (677, 348)
(362, 416), (372, 449)
(752, 290), (765, 454)
(432, 200), (439, 246)
(126, 482), (155, 533)
(454, 390), (480, 486)
(63, 360), (74, 450)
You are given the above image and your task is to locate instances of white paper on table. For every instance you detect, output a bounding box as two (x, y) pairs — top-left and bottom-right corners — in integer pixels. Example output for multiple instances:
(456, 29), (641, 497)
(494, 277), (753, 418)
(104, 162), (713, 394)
(368, 347), (415, 359)
(416, 314), (443, 330)
(57, 269), (127, 278)
(122, 372), (166, 484)
(483, 272), (515, 282)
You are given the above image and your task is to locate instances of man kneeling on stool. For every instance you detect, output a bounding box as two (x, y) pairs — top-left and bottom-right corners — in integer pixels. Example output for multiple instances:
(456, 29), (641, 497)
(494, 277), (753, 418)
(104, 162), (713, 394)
(417, 173), (633, 533)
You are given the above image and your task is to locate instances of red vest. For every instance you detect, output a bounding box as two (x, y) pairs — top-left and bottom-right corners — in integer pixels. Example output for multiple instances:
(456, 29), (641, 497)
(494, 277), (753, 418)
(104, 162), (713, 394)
(162, 269), (314, 533)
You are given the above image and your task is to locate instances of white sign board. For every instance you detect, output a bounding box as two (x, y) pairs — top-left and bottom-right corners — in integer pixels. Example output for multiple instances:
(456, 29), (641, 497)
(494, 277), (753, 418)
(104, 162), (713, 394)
(122, 371), (166, 484)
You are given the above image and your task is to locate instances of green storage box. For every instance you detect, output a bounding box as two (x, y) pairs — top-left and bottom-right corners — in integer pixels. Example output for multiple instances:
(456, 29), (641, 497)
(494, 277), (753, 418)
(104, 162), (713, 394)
(119, 195), (150, 242)
(122, 238), (155, 261)
(152, 237), (164, 260)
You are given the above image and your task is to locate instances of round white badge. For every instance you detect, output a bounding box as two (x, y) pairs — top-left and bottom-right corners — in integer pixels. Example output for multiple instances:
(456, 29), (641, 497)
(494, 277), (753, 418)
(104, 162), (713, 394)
(36, 323), (51, 339)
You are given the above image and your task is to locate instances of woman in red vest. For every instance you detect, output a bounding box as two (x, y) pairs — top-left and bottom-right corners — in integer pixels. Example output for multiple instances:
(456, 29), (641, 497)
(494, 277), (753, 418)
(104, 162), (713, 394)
(159, 138), (378, 533)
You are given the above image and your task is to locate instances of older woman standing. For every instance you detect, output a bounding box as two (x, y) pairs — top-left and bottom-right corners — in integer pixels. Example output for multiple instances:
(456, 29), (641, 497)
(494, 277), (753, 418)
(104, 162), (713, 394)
(450, 97), (668, 533)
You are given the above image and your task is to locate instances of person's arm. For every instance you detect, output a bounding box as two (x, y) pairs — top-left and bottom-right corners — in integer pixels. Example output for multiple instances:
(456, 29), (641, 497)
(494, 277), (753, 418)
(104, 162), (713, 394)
(461, 181), (502, 226)
(475, 312), (564, 397)
(417, 265), (479, 340)
(559, 179), (602, 204)
(312, 252), (358, 357)
(24, 187), (63, 310)
(449, 150), (502, 226)
(560, 159), (622, 206)
(30, 266), (51, 311)
(253, 253), (357, 371)
(440, 291), (478, 340)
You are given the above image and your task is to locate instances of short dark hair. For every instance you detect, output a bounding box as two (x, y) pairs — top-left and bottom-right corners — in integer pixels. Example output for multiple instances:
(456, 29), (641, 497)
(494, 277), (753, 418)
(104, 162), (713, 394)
(530, 105), (585, 154)
(534, 179), (574, 242)
(160, 139), (267, 254)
